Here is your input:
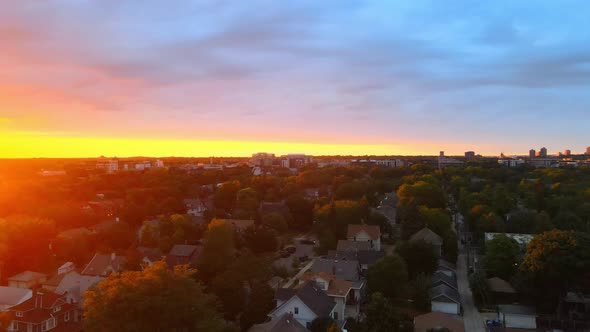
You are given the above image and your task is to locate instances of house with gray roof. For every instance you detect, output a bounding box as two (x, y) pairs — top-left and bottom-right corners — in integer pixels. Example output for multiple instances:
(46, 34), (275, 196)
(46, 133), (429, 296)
(81, 253), (126, 276)
(432, 271), (458, 290)
(410, 227), (443, 256)
(336, 240), (371, 252)
(310, 258), (364, 302)
(498, 304), (537, 329)
(271, 282), (337, 329)
(431, 284), (461, 315)
(166, 244), (202, 268)
(326, 250), (385, 272)
(0, 286), (32, 311)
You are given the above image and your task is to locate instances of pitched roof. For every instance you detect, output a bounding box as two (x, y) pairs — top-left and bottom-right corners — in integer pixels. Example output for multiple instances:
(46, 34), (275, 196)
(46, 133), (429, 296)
(248, 313), (310, 332)
(438, 259), (456, 271)
(327, 250), (385, 267)
(498, 304), (536, 316)
(410, 227), (443, 245)
(347, 224), (380, 240)
(275, 282), (336, 317)
(168, 244), (199, 257)
(487, 277), (516, 294)
(54, 272), (102, 304)
(137, 246), (164, 262)
(81, 253), (126, 276)
(414, 312), (465, 332)
(8, 290), (75, 324)
(336, 240), (371, 252)
(431, 284), (460, 304)
(8, 271), (47, 282)
(311, 258), (360, 281)
(432, 271), (458, 290)
(298, 272), (353, 298)
(0, 287), (32, 309)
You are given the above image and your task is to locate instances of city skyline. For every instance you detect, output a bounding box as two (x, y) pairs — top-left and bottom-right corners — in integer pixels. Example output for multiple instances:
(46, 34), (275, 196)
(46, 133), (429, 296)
(2, 1), (590, 157)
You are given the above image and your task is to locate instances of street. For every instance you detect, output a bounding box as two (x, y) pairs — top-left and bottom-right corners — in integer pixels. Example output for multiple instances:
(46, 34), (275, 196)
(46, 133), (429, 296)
(457, 251), (486, 332)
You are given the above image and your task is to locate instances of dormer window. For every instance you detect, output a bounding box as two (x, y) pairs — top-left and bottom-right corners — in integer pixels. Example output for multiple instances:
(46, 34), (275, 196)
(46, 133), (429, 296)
(52, 306), (61, 313)
(16, 311), (23, 317)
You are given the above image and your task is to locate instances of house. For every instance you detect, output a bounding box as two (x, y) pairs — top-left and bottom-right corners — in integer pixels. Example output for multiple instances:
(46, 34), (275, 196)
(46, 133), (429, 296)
(336, 240), (371, 252)
(42, 262), (77, 292)
(410, 228), (443, 256)
(485, 232), (534, 251)
(271, 282), (336, 329)
(81, 253), (126, 276)
(487, 277), (517, 303)
(6, 289), (82, 332)
(346, 224), (381, 251)
(326, 250), (385, 273)
(310, 258), (364, 301)
(431, 284), (461, 315)
(7, 271), (48, 289)
(0, 287), (32, 311)
(564, 291), (590, 321)
(137, 246), (164, 265)
(248, 312), (310, 332)
(183, 198), (207, 217)
(166, 244), (202, 268)
(431, 271), (458, 291)
(303, 188), (320, 200)
(497, 304), (537, 329)
(297, 272), (359, 321)
(436, 259), (456, 278)
(414, 311), (465, 332)
(44, 270), (102, 307)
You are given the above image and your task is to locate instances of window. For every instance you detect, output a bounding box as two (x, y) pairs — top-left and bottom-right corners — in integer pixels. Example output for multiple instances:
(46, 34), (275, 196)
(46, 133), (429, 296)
(333, 311), (338, 320)
(52, 306), (61, 313)
(16, 311), (23, 317)
(64, 311), (70, 322)
(8, 321), (17, 331)
(41, 318), (56, 331)
(294, 307), (299, 315)
(27, 324), (32, 332)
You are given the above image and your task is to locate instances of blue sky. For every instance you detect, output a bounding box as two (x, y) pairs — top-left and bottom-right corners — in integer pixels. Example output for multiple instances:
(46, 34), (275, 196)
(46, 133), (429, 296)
(1, 0), (589, 156)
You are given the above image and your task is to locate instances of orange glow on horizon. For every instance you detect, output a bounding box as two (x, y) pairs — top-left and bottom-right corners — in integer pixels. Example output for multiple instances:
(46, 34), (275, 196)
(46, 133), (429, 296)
(1, 131), (431, 158)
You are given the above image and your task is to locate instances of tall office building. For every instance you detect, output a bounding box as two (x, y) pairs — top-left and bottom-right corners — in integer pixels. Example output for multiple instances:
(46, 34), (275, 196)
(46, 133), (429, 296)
(537, 147), (547, 158)
(465, 151), (475, 160)
(564, 149), (571, 156)
(586, 147), (590, 155)
(529, 149), (536, 159)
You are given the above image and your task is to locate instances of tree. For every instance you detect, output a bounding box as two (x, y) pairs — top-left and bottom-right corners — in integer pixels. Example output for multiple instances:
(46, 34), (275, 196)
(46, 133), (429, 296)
(365, 292), (399, 332)
(286, 194), (314, 231)
(242, 225), (278, 254)
(469, 271), (490, 308)
(442, 231), (458, 263)
(240, 280), (275, 331)
(410, 273), (431, 311)
(83, 261), (235, 332)
(397, 240), (437, 279)
(419, 206), (452, 237)
(483, 234), (520, 280)
(214, 180), (241, 211)
(198, 219), (235, 281)
(553, 210), (584, 231)
(310, 317), (336, 332)
(261, 213), (288, 232)
(236, 187), (259, 218)
(367, 255), (408, 299)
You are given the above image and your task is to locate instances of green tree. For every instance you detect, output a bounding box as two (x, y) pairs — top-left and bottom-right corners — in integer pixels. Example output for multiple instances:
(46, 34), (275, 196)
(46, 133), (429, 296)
(236, 187), (259, 217)
(367, 255), (408, 299)
(410, 273), (431, 311)
(365, 292), (399, 332)
(198, 219), (235, 281)
(483, 234), (520, 280)
(83, 261), (235, 332)
(240, 280), (276, 331)
(286, 194), (314, 231)
(242, 225), (278, 254)
(214, 180), (241, 211)
(397, 240), (437, 279)
(261, 212), (288, 232)
(469, 271), (490, 308)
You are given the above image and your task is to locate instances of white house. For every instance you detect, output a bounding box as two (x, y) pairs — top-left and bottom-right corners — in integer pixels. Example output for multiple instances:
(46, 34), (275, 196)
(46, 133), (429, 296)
(346, 224), (381, 251)
(272, 282), (336, 329)
(498, 304), (537, 329)
(183, 199), (207, 217)
(431, 284), (461, 315)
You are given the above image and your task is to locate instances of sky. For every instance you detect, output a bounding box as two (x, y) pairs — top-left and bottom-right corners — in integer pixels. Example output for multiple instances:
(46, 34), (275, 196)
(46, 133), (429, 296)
(1, 0), (589, 158)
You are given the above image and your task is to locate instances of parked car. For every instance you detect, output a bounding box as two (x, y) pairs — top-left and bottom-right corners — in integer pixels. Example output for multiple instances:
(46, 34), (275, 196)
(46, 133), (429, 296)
(284, 245), (296, 254)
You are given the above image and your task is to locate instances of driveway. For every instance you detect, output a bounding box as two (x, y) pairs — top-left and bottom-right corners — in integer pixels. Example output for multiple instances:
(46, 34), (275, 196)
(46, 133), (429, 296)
(457, 251), (486, 332)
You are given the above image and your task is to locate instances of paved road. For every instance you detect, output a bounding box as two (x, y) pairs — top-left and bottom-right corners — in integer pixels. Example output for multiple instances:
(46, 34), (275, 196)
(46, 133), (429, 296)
(457, 252), (486, 332)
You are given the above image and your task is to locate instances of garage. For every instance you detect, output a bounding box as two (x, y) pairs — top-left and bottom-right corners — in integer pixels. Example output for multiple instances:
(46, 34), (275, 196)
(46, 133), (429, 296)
(498, 304), (537, 329)
(431, 284), (461, 315)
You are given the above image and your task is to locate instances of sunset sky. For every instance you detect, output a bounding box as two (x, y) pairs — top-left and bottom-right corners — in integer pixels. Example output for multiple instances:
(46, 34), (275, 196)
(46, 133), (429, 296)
(1, 0), (589, 157)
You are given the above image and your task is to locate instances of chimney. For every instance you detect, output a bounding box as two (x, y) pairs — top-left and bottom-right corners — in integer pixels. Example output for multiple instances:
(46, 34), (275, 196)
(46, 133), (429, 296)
(36, 290), (44, 308)
(111, 252), (116, 261)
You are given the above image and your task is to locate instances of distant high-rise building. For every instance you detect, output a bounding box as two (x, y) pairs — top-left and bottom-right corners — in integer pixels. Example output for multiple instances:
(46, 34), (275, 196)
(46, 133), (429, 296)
(537, 147), (547, 158)
(529, 149), (536, 159)
(564, 149), (571, 156)
(251, 152), (275, 166)
(586, 147), (590, 155)
(439, 151), (445, 157)
(465, 151), (475, 160)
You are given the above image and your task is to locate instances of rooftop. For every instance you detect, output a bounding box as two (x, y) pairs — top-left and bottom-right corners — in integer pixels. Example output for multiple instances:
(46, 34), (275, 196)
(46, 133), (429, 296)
(347, 224), (381, 240)
(410, 227), (443, 245)
(8, 271), (47, 282)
